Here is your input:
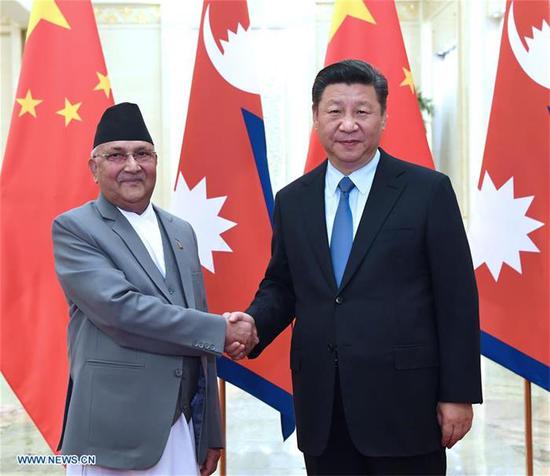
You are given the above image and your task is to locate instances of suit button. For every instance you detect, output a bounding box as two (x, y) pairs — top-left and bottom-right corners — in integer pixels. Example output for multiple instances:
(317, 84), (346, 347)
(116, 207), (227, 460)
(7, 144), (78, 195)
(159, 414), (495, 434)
(168, 288), (175, 294)
(335, 296), (343, 304)
(175, 368), (183, 377)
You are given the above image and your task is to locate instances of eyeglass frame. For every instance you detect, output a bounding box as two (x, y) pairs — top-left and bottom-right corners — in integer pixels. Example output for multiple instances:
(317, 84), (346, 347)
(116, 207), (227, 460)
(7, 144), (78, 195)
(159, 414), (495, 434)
(93, 150), (157, 164)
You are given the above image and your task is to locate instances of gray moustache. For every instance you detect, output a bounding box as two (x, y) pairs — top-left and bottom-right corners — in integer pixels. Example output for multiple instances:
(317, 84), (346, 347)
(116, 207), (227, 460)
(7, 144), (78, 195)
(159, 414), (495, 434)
(118, 176), (145, 183)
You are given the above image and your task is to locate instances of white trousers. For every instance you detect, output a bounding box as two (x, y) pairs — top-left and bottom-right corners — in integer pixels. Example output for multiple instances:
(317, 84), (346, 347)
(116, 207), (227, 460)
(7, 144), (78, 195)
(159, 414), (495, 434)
(66, 415), (199, 476)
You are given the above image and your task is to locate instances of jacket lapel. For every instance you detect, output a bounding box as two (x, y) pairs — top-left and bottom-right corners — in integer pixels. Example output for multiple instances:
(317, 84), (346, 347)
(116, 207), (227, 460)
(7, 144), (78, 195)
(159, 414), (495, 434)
(95, 195), (172, 303)
(339, 152), (407, 290)
(155, 207), (196, 309)
(300, 162), (337, 291)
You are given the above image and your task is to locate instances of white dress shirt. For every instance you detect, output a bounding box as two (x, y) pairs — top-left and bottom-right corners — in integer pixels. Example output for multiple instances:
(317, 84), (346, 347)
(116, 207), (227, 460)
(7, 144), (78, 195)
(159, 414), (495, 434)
(325, 149), (381, 244)
(67, 414), (199, 475)
(118, 203), (166, 277)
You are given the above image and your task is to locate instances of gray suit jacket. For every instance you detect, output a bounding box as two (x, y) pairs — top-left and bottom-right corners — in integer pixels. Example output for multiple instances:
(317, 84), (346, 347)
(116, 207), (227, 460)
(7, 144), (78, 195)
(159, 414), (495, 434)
(52, 194), (226, 470)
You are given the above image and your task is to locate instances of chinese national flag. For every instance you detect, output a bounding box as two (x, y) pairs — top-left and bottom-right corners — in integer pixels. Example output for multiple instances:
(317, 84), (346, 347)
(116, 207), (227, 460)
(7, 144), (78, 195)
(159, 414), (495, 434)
(306, 0), (433, 171)
(171, 0), (294, 437)
(0, 0), (113, 450)
(468, 0), (549, 390)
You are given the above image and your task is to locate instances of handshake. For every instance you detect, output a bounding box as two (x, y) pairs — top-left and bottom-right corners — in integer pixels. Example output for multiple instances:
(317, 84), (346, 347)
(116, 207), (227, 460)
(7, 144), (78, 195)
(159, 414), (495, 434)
(223, 312), (258, 360)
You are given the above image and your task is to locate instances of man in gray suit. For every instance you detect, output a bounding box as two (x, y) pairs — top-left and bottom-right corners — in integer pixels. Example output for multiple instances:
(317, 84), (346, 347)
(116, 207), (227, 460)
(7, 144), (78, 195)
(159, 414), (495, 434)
(53, 102), (256, 475)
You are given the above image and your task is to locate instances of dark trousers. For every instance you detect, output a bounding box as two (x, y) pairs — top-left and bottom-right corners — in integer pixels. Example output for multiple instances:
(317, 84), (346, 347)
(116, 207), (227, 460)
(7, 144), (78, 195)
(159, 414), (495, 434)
(304, 377), (446, 476)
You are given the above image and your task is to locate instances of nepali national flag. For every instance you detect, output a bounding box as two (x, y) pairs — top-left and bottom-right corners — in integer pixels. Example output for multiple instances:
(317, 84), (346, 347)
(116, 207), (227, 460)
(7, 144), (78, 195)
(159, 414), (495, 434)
(468, 0), (549, 390)
(1, 0), (113, 451)
(171, 0), (295, 437)
(306, 0), (433, 172)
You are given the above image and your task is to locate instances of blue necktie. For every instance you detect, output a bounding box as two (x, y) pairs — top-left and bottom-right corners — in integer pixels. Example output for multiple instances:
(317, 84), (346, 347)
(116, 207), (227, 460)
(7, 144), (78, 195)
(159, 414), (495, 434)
(330, 176), (355, 287)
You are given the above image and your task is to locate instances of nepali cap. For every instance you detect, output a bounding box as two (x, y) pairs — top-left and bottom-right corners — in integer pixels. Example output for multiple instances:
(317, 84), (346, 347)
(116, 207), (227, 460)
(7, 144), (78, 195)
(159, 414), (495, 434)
(93, 102), (153, 148)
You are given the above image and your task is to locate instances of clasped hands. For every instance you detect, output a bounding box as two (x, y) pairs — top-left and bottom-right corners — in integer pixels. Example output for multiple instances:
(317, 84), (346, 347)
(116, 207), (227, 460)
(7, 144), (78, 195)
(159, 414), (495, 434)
(223, 312), (258, 360)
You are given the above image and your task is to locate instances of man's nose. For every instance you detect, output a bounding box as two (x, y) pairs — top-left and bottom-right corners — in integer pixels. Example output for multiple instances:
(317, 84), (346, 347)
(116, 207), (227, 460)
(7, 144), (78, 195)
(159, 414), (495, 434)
(123, 155), (141, 171)
(339, 115), (358, 132)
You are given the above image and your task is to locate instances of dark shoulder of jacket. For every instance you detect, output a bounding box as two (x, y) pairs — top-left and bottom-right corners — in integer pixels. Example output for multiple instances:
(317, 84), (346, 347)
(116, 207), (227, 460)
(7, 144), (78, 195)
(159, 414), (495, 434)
(380, 149), (448, 186)
(275, 160), (327, 201)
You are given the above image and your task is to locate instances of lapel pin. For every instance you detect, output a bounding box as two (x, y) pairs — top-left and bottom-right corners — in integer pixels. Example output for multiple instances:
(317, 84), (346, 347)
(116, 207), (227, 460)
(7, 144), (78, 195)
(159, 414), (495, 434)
(175, 239), (184, 250)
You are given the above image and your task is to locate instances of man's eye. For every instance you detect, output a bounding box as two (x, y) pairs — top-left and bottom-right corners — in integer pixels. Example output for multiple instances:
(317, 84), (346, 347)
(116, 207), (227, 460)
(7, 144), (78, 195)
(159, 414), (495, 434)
(328, 109), (340, 114)
(357, 110), (369, 115)
(135, 151), (149, 158)
(107, 153), (125, 161)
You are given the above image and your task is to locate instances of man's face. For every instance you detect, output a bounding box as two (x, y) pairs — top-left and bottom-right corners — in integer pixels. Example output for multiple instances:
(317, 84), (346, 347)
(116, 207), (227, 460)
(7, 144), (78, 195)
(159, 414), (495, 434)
(313, 83), (386, 174)
(89, 140), (157, 214)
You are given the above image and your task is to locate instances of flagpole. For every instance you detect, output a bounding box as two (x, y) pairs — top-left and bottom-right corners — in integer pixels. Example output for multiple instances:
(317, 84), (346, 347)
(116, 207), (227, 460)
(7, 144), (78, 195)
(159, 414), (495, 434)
(524, 379), (533, 476)
(219, 379), (227, 476)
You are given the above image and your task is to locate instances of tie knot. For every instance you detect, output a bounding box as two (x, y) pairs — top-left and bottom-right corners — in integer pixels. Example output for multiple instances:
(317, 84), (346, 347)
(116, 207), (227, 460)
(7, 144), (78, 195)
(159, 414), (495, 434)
(338, 176), (355, 194)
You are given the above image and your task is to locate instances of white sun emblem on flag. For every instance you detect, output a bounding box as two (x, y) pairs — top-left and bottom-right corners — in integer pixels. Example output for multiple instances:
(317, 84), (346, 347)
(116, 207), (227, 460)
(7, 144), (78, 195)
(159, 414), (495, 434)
(171, 173), (236, 273)
(468, 171), (544, 281)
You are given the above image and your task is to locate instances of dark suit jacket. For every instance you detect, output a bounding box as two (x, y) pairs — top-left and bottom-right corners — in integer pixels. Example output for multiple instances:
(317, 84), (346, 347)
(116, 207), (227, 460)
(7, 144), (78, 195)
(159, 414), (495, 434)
(248, 149), (482, 457)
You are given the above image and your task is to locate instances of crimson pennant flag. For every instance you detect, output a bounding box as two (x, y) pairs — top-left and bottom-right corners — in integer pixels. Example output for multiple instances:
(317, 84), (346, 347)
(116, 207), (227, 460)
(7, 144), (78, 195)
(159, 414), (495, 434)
(1, 0), (113, 449)
(468, 0), (549, 390)
(171, 0), (294, 437)
(306, 0), (433, 172)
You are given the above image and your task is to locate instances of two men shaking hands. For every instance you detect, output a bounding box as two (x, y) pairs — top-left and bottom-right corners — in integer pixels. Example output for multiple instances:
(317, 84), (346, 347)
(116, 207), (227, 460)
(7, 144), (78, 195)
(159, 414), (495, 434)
(55, 60), (481, 476)
(223, 312), (257, 360)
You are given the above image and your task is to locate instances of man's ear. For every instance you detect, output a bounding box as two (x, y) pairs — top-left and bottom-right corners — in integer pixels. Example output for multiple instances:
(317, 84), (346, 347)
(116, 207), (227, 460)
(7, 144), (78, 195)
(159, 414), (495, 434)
(381, 111), (387, 130)
(88, 159), (98, 183)
(312, 105), (319, 130)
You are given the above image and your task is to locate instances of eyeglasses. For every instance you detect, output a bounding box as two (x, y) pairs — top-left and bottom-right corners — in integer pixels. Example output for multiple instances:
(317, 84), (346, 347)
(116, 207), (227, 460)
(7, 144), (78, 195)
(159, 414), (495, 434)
(94, 150), (157, 164)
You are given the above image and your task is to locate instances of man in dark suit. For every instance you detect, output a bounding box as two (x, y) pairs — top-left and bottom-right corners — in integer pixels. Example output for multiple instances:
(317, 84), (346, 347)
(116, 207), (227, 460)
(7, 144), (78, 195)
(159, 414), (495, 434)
(53, 103), (256, 475)
(227, 60), (482, 475)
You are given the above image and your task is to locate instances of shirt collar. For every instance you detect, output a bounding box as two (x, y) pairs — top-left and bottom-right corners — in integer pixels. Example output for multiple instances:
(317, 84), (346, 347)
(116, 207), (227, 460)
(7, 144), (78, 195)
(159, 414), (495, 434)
(326, 148), (381, 195)
(118, 202), (156, 224)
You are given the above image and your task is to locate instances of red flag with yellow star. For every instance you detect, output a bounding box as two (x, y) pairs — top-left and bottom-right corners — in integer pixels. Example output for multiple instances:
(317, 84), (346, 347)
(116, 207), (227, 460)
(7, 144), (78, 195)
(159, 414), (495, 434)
(0, 0), (112, 450)
(305, 0), (433, 171)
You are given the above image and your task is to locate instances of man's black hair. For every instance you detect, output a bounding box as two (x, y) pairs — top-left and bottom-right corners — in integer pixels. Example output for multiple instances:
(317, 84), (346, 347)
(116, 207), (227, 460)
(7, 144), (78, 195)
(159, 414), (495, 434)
(312, 59), (388, 113)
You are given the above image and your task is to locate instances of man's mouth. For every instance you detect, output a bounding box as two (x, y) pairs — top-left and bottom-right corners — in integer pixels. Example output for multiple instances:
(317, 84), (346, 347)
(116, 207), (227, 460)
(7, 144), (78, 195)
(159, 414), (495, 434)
(337, 140), (360, 147)
(119, 177), (144, 184)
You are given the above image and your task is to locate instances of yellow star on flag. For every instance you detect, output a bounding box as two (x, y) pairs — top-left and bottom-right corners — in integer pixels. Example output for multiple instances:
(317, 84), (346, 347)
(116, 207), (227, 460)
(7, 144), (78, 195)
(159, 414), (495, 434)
(16, 89), (43, 118)
(330, 0), (375, 40)
(400, 67), (416, 94)
(27, 0), (71, 40)
(56, 98), (82, 126)
(93, 72), (111, 98)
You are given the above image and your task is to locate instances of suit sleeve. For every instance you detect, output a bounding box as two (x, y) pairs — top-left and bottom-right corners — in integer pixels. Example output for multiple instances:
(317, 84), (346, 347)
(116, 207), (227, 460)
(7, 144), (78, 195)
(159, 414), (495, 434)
(247, 193), (296, 358)
(426, 175), (482, 403)
(52, 215), (226, 357)
(205, 355), (224, 449)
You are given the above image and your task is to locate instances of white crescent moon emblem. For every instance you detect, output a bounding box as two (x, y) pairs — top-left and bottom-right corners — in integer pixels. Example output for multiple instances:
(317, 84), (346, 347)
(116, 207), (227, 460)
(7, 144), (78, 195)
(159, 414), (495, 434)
(203, 4), (260, 94)
(507, 0), (550, 89)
